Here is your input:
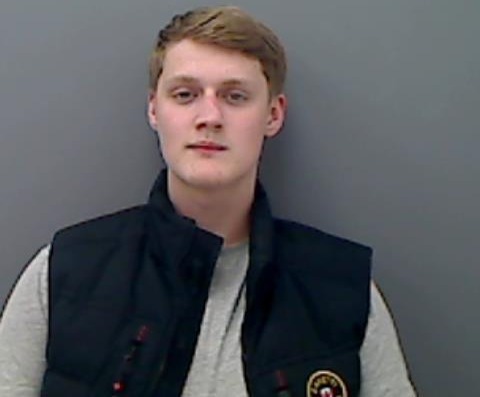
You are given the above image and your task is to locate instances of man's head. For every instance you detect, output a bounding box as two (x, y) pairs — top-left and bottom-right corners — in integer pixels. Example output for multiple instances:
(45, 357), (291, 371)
(147, 6), (287, 193)
(148, 6), (287, 98)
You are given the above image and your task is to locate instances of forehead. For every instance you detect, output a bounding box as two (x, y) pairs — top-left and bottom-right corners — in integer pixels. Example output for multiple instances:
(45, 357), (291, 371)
(159, 39), (266, 86)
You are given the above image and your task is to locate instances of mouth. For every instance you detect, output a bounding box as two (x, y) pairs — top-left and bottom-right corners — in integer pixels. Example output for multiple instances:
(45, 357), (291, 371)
(186, 142), (228, 152)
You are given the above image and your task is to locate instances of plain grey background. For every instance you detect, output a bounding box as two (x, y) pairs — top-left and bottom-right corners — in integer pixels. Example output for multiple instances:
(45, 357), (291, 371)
(1, 0), (478, 395)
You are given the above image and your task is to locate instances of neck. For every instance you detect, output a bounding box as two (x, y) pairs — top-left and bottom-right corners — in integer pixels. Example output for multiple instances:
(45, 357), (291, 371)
(167, 172), (256, 247)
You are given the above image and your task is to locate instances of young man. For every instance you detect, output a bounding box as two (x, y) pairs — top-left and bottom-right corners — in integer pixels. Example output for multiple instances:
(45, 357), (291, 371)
(0, 6), (416, 397)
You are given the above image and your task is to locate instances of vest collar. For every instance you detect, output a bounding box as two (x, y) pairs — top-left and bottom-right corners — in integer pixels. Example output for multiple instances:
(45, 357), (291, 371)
(145, 169), (275, 292)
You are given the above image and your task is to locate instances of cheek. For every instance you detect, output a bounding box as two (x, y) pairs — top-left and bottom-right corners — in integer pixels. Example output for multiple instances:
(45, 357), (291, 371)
(155, 110), (179, 151)
(157, 104), (175, 129)
(238, 112), (269, 142)
(235, 127), (267, 160)
(156, 107), (186, 138)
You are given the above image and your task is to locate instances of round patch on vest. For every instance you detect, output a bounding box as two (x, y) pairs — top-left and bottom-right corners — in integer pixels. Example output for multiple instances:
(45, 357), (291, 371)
(307, 370), (348, 397)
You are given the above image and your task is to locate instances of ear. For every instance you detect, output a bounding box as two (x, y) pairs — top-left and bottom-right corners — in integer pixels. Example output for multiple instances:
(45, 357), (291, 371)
(147, 89), (158, 130)
(265, 94), (287, 138)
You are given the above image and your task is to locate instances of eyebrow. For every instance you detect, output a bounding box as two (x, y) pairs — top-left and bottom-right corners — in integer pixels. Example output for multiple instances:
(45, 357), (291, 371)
(164, 75), (197, 86)
(164, 75), (252, 88)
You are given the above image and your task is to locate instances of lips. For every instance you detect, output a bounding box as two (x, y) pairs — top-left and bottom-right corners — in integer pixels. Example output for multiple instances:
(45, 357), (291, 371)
(186, 141), (227, 151)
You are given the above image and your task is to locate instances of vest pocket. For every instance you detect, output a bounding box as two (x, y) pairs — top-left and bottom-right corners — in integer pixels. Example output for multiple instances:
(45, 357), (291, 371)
(246, 348), (360, 397)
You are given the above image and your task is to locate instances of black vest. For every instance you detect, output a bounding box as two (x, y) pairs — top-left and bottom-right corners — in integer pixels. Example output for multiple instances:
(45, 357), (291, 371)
(41, 171), (372, 397)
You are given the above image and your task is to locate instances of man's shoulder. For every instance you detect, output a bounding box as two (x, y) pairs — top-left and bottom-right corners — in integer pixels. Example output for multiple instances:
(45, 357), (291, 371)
(273, 218), (373, 258)
(52, 204), (149, 247)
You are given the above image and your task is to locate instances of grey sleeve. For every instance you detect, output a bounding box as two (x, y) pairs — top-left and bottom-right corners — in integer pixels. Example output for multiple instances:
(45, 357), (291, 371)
(0, 246), (50, 397)
(359, 283), (417, 397)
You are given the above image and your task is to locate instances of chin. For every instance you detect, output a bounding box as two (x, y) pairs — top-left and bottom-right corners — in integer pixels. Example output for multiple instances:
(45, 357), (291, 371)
(172, 167), (229, 189)
(170, 165), (253, 192)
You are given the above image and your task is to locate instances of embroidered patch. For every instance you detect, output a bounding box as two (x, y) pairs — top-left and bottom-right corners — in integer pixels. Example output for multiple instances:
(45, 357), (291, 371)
(307, 370), (348, 397)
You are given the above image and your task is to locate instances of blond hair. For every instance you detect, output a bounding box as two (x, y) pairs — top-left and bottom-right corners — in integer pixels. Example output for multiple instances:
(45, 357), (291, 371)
(148, 6), (287, 97)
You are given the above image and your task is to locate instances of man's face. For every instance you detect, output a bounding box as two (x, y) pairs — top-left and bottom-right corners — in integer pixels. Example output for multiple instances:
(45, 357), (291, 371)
(148, 39), (286, 192)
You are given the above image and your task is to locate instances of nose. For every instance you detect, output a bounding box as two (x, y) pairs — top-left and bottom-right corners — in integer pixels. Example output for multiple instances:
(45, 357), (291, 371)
(195, 92), (223, 131)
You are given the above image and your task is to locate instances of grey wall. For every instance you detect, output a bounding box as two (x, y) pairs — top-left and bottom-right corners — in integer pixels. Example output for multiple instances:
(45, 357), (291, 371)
(1, 1), (478, 395)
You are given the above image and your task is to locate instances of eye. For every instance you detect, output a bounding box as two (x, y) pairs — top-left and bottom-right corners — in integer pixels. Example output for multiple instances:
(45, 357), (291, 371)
(171, 88), (197, 104)
(223, 90), (248, 105)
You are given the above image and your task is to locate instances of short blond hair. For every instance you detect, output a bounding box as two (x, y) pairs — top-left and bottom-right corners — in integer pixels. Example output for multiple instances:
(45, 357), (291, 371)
(148, 6), (287, 97)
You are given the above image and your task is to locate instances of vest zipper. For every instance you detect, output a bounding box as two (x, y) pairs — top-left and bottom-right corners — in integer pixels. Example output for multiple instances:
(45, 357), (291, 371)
(111, 325), (150, 397)
(145, 306), (182, 396)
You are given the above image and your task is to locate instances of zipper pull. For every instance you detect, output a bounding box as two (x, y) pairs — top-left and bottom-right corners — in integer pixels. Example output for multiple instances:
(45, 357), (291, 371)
(275, 370), (292, 397)
(111, 325), (150, 396)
